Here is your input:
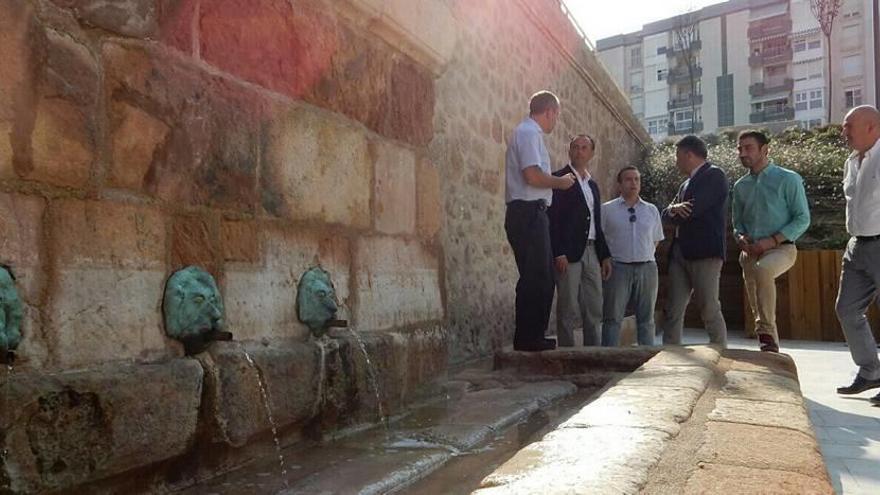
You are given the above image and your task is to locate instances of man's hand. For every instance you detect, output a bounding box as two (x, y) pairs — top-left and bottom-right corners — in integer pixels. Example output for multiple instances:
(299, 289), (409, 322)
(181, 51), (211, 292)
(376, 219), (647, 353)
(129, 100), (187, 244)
(736, 233), (753, 251)
(601, 258), (612, 281)
(668, 200), (694, 219)
(555, 172), (576, 190)
(554, 255), (569, 275)
(752, 236), (777, 256)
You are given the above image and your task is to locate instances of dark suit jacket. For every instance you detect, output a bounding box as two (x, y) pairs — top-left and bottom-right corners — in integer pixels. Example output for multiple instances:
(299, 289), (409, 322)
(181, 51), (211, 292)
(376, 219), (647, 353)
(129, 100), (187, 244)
(661, 162), (729, 260)
(548, 165), (611, 264)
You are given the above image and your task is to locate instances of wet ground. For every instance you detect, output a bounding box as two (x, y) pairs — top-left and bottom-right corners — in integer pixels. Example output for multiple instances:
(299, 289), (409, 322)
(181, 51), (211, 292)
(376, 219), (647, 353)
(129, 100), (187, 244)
(177, 364), (600, 494)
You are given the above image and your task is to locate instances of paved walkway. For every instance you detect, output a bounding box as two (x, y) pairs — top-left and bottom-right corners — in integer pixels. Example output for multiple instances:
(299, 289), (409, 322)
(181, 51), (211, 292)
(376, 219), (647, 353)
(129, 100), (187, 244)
(683, 329), (880, 495)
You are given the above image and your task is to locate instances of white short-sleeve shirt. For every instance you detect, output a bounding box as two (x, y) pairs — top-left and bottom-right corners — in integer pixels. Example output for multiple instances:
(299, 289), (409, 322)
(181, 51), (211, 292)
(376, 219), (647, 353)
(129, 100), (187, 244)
(505, 117), (553, 205)
(844, 137), (880, 236)
(601, 197), (665, 263)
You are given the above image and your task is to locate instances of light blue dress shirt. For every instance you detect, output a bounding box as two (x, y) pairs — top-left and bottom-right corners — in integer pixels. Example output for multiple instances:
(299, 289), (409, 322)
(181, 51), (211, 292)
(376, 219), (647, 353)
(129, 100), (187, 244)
(505, 117), (553, 205)
(732, 163), (810, 241)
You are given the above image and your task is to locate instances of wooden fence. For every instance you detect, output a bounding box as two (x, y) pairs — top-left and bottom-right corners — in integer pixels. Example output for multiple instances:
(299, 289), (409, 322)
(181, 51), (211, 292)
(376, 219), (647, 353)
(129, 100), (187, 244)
(744, 249), (880, 342)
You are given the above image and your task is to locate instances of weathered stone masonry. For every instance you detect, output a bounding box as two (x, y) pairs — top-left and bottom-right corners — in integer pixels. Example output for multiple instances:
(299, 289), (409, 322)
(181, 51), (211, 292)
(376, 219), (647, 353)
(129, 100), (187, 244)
(0, 0), (646, 491)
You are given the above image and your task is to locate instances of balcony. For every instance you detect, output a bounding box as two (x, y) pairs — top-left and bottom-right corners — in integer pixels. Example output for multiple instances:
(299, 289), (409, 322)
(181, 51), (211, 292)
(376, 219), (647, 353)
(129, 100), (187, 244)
(748, 46), (793, 66)
(749, 106), (795, 123)
(666, 39), (702, 57)
(667, 66), (703, 85)
(749, 78), (794, 97)
(668, 93), (704, 110)
(668, 121), (704, 135)
(747, 16), (792, 39)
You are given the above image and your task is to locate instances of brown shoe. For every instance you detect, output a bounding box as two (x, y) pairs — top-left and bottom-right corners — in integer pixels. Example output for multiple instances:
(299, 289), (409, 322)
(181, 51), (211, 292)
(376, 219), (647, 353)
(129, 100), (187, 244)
(759, 334), (779, 353)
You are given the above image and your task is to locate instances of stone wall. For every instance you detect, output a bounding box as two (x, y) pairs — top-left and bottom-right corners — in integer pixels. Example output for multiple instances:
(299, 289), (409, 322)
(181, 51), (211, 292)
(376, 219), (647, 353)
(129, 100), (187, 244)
(1, 0), (646, 371)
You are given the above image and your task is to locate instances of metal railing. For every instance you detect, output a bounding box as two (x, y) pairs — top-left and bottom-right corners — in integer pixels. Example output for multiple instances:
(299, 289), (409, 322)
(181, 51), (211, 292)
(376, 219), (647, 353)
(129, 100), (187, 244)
(556, 0), (595, 51)
(668, 94), (704, 110)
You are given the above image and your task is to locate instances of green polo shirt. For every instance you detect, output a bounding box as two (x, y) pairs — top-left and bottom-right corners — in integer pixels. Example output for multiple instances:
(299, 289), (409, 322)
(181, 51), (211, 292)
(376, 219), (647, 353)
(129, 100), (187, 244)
(732, 163), (810, 241)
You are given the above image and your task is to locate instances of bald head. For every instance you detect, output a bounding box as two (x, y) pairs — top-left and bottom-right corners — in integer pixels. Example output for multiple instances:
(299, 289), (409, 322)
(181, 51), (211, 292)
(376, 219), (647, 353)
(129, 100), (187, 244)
(843, 105), (880, 154)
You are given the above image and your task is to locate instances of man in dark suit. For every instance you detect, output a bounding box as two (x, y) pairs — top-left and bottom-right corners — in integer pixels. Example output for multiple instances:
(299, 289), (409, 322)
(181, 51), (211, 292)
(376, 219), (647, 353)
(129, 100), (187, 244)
(660, 135), (729, 347)
(549, 135), (612, 346)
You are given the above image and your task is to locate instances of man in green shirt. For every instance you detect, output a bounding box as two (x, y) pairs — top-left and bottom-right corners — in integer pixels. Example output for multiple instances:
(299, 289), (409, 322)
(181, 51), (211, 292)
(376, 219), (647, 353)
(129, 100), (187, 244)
(732, 130), (810, 352)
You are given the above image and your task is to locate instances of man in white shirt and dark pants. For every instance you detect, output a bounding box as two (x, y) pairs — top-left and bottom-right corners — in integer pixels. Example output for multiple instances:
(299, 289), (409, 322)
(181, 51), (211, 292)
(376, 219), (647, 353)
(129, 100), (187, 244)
(504, 91), (576, 352)
(601, 166), (665, 346)
(835, 105), (880, 405)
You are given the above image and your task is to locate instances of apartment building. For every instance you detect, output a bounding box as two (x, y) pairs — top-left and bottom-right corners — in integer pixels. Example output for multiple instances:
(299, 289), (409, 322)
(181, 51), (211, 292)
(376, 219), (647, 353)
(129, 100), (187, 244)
(597, 0), (878, 141)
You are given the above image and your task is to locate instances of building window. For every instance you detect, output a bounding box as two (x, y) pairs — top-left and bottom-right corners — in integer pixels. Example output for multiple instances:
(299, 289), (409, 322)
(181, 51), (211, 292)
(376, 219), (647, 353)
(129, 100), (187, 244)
(809, 89), (823, 109)
(843, 10), (861, 19)
(842, 54), (863, 77)
(630, 47), (642, 66)
(795, 91), (809, 111)
(657, 69), (668, 81)
(657, 46), (667, 55)
(646, 118), (668, 135)
(808, 39), (821, 50)
(809, 119), (822, 128)
(845, 87), (863, 108)
(793, 40), (806, 52)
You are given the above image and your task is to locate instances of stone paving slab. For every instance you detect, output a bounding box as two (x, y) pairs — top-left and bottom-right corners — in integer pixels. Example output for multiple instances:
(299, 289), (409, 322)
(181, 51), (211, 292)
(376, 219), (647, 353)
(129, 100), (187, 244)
(475, 426), (670, 495)
(708, 397), (814, 436)
(723, 348), (799, 379)
(697, 422), (828, 479)
(614, 364), (714, 393)
(560, 385), (701, 436)
(684, 463), (834, 494)
(720, 370), (803, 404)
(639, 345), (720, 369)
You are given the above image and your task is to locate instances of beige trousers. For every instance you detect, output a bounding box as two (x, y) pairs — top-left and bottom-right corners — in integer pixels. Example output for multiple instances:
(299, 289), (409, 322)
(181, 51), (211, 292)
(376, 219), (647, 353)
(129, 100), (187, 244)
(740, 244), (797, 344)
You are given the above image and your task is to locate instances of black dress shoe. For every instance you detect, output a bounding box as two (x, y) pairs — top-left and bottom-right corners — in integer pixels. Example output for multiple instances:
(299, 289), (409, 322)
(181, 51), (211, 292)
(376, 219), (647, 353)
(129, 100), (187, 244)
(837, 375), (880, 395)
(871, 392), (880, 405)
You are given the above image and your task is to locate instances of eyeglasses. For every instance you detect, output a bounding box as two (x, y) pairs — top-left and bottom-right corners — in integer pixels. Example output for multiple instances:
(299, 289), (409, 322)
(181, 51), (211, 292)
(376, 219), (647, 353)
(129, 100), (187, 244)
(628, 207), (636, 223)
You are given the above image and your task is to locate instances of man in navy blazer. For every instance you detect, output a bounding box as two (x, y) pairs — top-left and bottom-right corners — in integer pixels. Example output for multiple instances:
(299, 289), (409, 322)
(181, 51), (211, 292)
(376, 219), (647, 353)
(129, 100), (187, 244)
(660, 135), (729, 347)
(549, 135), (612, 346)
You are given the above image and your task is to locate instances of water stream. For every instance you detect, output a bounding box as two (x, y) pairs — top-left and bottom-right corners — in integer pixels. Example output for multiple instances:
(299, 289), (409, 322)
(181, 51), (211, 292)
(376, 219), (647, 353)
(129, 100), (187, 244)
(313, 339), (327, 417)
(346, 328), (388, 430)
(240, 348), (288, 488)
(1, 364), (11, 461)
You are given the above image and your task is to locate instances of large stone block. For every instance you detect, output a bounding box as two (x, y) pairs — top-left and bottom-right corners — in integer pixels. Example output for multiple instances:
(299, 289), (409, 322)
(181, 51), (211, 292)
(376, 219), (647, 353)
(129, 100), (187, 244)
(108, 101), (170, 190)
(372, 140), (416, 235)
(0, 193), (48, 365)
(198, 342), (319, 447)
(46, 199), (170, 368)
(27, 96), (94, 188)
(103, 41), (262, 211)
(698, 422), (827, 478)
(683, 463), (834, 495)
(353, 237), (443, 330)
(223, 228), (351, 341)
(170, 215), (221, 275)
(157, 0), (197, 53)
(51, 0), (158, 38)
(199, 0), (339, 98)
(0, 360), (203, 493)
(416, 158), (442, 238)
(0, 1), (35, 179)
(261, 107), (372, 227)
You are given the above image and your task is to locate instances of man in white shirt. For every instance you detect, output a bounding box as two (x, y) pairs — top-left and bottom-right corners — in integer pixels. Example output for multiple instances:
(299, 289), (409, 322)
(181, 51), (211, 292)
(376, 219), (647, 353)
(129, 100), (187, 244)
(504, 91), (576, 352)
(601, 167), (664, 346)
(835, 105), (880, 405)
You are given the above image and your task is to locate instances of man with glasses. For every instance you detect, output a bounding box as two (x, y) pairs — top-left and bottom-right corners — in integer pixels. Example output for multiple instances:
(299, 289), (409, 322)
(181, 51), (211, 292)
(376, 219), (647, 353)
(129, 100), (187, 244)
(601, 166), (664, 346)
(732, 130), (810, 353)
(548, 134), (612, 346)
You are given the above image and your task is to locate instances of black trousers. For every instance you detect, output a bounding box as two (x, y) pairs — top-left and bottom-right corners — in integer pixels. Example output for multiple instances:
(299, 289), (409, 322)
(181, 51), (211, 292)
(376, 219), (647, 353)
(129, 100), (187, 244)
(505, 200), (555, 346)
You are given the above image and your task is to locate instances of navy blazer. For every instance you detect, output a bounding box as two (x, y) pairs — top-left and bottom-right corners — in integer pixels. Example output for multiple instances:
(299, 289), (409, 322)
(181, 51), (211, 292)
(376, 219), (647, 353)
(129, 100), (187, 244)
(661, 162), (729, 260)
(548, 165), (611, 264)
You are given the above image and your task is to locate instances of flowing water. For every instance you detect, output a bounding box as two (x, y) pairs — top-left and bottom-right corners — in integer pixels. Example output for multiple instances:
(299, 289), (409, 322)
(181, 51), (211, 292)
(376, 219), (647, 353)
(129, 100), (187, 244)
(1, 364), (11, 461)
(240, 348), (288, 488)
(347, 328), (387, 429)
(313, 339), (327, 417)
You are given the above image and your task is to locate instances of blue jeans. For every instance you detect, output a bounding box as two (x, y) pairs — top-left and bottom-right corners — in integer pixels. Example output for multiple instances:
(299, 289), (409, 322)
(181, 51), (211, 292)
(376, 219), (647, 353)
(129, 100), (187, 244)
(602, 261), (659, 346)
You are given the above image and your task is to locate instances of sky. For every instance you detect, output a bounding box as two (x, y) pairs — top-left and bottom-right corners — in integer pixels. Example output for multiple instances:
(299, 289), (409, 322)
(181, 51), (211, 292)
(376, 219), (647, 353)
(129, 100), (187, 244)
(569, 0), (726, 43)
